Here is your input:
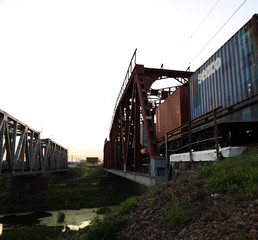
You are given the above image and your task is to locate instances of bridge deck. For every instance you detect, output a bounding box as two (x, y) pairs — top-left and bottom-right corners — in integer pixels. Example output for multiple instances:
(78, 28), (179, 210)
(103, 168), (155, 186)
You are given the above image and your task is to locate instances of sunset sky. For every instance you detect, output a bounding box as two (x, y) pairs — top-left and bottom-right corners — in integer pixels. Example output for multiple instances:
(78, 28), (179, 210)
(0, 0), (257, 161)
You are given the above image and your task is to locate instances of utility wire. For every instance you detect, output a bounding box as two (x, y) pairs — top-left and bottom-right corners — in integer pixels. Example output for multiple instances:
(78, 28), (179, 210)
(176, 0), (220, 57)
(189, 0), (248, 66)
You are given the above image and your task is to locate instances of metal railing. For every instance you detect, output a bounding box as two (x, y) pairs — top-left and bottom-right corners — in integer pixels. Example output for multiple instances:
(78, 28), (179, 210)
(109, 49), (137, 132)
(160, 107), (223, 165)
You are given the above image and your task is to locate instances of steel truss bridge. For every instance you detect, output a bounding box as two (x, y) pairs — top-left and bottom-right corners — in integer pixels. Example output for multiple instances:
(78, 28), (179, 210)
(103, 50), (193, 185)
(0, 109), (68, 176)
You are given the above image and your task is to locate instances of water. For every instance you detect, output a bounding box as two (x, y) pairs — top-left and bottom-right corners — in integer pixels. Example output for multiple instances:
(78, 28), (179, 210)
(0, 208), (101, 236)
(39, 208), (100, 229)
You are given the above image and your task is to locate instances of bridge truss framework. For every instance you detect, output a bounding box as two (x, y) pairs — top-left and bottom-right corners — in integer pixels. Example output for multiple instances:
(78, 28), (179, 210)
(0, 109), (68, 175)
(104, 51), (193, 185)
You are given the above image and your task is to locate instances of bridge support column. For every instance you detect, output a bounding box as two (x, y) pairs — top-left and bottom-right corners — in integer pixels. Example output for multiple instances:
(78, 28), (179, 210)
(0, 174), (12, 191)
(150, 158), (168, 185)
(9, 175), (49, 191)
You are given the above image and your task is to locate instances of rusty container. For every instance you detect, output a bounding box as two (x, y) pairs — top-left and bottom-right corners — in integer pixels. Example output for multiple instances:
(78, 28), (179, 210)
(190, 14), (258, 119)
(156, 85), (190, 139)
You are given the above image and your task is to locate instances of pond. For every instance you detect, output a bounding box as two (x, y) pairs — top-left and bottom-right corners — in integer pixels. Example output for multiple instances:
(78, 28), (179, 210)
(0, 208), (102, 236)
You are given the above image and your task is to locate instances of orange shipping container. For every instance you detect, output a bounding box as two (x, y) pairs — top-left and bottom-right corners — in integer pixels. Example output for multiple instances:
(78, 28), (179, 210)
(156, 86), (190, 139)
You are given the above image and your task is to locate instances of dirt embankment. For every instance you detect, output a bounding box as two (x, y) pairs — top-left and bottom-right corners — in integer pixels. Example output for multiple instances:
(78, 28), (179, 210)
(107, 172), (258, 240)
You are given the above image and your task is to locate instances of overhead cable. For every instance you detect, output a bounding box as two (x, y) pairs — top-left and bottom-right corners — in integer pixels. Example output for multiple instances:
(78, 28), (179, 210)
(189, 0), (248, 66)
(176, 0), (220, 57)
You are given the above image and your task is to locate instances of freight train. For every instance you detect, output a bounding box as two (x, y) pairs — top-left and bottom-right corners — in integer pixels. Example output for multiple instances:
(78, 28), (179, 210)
(156, 14), (258, 154)
(104, 14), (258, 173)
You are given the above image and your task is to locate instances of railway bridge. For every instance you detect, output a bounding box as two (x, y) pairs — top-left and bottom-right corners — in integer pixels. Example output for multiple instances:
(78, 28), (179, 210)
(0, 109), (68, 189)
(104, 42), (258, 186)
(103, 50), (193, 185)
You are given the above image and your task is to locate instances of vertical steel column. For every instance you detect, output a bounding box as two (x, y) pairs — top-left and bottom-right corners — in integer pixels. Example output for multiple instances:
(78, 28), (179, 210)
(4, 120), (12, 172)
(0, 116), (4, 173)
(119, 104), (126, 169)
(188, 121), (193, 165)
(134, 87), (141, 172)
(135, 66), (160, 160)
(213, 109), (220, 160)
(124, 83), (136, 170)
(165, 133), (168, 167)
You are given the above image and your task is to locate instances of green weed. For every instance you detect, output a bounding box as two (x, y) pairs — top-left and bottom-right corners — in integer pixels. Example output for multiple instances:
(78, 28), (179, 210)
(229, 231), (248, 240)
(83, 218), (128, 240)
(96, 206), (112, 215)
(198, 148), (258, 196)
(163, 197), (190, 227)
(91, 215), (101, 224)
(119, 196), (138, 214)
(149, 199), (154, 208)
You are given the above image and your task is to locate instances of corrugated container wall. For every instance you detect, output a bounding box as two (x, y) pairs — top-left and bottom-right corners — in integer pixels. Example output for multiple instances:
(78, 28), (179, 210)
(156, 86), (190, 139)
(190, 14), (258, 119)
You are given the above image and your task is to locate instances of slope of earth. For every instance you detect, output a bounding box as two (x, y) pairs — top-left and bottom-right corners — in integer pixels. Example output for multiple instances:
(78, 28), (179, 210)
(109, 149), (258, 240)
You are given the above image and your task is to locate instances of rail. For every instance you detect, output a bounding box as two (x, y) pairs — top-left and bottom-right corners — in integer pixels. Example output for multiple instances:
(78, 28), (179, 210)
(109, 49), (137, 132)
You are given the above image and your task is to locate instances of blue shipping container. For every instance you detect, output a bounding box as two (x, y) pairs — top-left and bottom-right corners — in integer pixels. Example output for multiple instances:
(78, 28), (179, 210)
(190, 14), (258, 119)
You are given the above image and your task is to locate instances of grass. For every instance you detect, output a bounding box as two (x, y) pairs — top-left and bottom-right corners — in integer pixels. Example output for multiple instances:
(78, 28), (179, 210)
(198, 148), (258, 196)
(163, 196), (191, 227)
(163, 148), (258, 229)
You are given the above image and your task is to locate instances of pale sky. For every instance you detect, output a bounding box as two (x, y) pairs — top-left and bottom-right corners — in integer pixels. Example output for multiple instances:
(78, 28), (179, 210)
(0, 0), (257, 161)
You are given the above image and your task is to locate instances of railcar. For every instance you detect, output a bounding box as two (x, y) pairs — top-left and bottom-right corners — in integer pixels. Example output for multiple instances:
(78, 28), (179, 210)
(158, 14), (258, 153)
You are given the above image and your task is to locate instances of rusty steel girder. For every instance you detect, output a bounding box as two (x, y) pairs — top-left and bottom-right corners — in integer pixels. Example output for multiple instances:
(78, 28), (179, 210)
(106, 62), (193, 173)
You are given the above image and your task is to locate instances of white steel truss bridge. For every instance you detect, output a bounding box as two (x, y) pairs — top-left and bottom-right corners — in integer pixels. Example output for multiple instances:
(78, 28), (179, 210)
(0, 109), (68, 176)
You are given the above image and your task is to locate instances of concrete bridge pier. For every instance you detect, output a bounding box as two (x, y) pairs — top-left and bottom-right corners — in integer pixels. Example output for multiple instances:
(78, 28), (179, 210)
(150, 157), (168, 185)
(1, 174), (49, 191)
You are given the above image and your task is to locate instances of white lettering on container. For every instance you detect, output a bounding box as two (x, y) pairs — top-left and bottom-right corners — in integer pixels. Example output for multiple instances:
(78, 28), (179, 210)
(198, 57), (221, 84)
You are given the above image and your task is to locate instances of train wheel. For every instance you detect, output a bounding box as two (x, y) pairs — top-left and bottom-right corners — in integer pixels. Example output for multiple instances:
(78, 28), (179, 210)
(196, 130), (214, 150)
(218, 126), (231, 147)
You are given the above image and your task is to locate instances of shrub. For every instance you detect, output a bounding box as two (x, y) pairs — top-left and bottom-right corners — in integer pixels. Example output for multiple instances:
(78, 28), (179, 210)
(119, 196), (138, 214)
(96, 206), (112, 215)
(163, 197), (190, 227)
(0, 226), (61, 240)
(57, 212), (65, 223)
(83, 218), (128, 240)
